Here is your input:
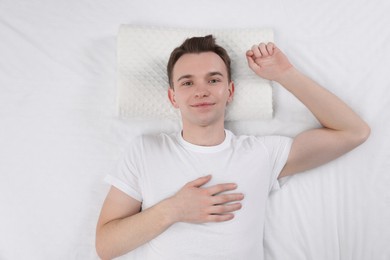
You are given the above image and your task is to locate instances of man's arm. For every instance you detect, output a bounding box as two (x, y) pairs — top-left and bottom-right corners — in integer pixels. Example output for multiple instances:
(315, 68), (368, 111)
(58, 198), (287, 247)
(246, 43), (370, 178)
(96, 175), (244, 259)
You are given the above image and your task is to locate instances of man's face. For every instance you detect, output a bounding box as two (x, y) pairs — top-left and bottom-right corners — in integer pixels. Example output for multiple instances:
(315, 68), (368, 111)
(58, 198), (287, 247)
(168, 52), (234, 128)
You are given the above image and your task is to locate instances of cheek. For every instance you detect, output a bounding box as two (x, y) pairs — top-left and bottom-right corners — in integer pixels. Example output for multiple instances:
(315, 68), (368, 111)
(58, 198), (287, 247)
(216, 86), (231, 98)
(173, 91), (190, 104)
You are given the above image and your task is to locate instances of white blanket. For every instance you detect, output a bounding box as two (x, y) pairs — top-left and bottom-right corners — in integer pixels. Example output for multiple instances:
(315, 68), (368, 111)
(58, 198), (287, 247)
(0, 0), (389, 259)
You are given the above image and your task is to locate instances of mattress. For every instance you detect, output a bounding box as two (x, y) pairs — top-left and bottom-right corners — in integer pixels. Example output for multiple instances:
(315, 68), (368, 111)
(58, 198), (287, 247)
(0, 0), (389, 259)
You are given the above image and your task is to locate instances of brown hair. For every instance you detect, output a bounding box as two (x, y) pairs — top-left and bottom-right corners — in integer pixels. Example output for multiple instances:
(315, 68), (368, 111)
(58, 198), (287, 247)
(167, 35), (232, 88)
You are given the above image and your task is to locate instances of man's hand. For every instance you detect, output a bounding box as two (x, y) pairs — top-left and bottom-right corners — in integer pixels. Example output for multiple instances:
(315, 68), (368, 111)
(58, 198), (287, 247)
(246, 42), (293, 82)
(165, 175), (244, 224)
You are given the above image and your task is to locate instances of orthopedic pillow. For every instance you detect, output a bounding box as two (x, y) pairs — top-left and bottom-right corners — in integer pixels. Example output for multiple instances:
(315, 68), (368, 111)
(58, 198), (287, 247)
(117, 25), (274, 121)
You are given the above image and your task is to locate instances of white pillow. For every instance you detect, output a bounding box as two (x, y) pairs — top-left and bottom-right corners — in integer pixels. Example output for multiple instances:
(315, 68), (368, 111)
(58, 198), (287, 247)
(117, 25), (273, 121)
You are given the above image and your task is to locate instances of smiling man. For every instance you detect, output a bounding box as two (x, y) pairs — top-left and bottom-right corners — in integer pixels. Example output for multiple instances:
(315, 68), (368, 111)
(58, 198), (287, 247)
(96, 35), (370, 260)
(167, 51), (234, 145)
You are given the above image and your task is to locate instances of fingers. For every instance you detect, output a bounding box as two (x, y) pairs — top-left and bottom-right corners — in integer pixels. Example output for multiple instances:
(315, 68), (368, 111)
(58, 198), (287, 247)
(266, 42), (275, 55)
(246, 50), (254, 57)
(211, 192), (244, 205)
(205, 202), (242, 222)
(209, 203), (242, 215)
(251, 44), (262, 58)
(205, 182), (238, 196)
(186, 175), (212, 188)
(206, 185), (244, 222)
(196, 201), (242, 222)
(246, 51), (258, 71)
(207, 213), (235, 222)
(206, 203), (242, 222)
(259, 43), (268, 56)
(249, 42), (275, 58)
(188, 175), (239, 195)
(178, 176), (244, 223)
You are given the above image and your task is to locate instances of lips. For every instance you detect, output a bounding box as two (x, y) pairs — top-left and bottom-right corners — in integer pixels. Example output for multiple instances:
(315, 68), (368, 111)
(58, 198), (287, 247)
(190, 102), (215, 107)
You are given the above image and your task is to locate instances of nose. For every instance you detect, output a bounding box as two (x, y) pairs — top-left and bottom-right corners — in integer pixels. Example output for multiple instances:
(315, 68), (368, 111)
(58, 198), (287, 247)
(194, 84), (210, 98)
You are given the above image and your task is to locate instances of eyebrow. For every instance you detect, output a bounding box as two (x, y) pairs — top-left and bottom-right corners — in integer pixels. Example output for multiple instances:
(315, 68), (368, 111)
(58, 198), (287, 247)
(177, 74), (192, 82)
(176, 71), (224, 82)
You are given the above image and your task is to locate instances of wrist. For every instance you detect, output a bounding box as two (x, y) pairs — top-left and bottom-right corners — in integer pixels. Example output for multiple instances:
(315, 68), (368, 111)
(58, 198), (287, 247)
(156, 197), (181, 226)
(273, 66), (299, 85)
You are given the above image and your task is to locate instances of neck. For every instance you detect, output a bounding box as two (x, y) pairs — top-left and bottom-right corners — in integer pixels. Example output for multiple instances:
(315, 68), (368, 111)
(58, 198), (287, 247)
(182, 124), (226, 146)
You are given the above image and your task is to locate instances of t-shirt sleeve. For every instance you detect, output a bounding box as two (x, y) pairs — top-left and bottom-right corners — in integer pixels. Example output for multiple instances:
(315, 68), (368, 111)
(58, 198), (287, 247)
(262, 135), (293, 192)
(104, 140), (143, 202)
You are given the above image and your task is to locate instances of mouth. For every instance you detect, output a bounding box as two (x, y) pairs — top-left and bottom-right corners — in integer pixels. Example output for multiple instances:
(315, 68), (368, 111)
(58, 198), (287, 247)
(190, 102), (216, 108)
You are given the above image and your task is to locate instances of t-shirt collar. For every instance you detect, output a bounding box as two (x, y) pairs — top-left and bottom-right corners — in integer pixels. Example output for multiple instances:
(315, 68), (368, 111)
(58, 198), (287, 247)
(177, 130), (232, 153)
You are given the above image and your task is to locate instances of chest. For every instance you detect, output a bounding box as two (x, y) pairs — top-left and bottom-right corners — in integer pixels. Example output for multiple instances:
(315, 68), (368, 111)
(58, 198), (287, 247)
(138, 147), (272, 209)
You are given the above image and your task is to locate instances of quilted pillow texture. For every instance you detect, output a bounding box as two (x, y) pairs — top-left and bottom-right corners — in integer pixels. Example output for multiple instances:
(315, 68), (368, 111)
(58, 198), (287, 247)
(117, 25), (274, 121)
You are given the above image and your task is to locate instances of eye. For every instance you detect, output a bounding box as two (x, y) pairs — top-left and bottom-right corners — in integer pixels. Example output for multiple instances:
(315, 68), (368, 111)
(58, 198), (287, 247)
(209, 78), (221, 84)
(181, 81), (193, 86)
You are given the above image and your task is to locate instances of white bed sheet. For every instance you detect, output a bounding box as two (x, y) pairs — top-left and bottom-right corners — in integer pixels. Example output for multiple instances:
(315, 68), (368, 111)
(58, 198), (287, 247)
(0, 0), (389, 259)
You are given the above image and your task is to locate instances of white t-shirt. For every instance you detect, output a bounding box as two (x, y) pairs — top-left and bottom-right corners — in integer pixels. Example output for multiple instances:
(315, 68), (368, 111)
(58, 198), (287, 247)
(105, 130), (292, 260)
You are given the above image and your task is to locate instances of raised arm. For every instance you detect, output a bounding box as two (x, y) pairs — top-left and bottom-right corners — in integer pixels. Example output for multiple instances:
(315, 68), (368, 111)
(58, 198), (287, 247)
(246, 43), (370, 178)
(96, 175), (244, 259)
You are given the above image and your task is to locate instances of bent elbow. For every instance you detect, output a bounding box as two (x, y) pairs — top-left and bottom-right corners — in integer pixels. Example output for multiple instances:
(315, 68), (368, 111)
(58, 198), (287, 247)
(359, 123), (371, 143)
(352, 123), (371, 146)
(96, 245), (112, 260)
(95, 240), (106, 260)
(95, 232), (112, 260)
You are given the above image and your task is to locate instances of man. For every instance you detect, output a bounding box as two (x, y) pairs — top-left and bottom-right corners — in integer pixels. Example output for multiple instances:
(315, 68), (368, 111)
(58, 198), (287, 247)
(96, 35), (370, 259)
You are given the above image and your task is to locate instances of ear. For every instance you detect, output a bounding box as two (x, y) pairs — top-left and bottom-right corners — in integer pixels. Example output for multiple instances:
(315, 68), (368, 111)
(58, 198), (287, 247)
(168, 87), (179, 108)
(227, 82), (235, 103)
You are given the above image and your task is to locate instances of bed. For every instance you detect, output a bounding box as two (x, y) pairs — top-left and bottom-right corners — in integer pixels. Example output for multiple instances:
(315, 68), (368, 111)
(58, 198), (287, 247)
(0, 0), (389, 259)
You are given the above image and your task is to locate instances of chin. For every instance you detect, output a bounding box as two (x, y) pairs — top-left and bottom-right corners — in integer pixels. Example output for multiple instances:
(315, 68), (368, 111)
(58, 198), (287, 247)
(182, 111), (225, 128)
(195, 116), (224, 128)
